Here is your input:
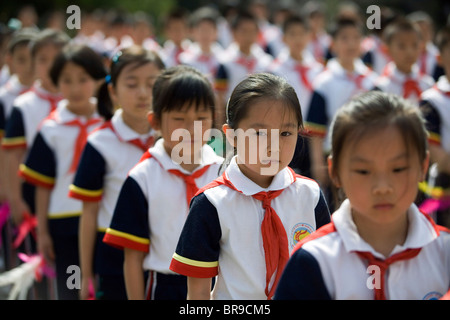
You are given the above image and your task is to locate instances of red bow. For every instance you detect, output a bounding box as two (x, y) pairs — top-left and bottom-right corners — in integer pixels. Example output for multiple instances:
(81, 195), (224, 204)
(356, 248), (422, 300)
(237, 56), (256, 74)
(168, 165), (211, 207)
(64, 118), (102, 173)
(294, 64), (313, 91)
(252, 190), (288, 300)
(31, 87), (62, 112)
(403, 79), (422, 99)
(13, 212), (37, 249)
(127, 136), (155, 152)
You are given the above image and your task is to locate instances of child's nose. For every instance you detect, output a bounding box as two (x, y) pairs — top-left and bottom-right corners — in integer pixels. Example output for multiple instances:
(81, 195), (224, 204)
(372, 174), (393, 195)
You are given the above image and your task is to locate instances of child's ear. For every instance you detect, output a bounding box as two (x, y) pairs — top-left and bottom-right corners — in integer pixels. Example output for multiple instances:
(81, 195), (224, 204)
(420, 151), (430, 182)
(107, 83), (117, 104)
(222, 123), (235, 147)
(148, 111), (159, 130)
(327, 155), (341, 188)
(436, 53), (442, 67)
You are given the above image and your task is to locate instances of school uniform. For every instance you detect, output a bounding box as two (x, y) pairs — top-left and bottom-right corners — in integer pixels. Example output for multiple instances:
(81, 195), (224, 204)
(305, 58), (378, 153)
(179, 42), (224, 84)
(2, 81), (62, 214)
(215, 43), (273, 101)
(160, 39), (192, 68)
(269, 50), (323, 117)
(418, 42), (440, 79)
(374, 62), (435, 106)
(306, 31), (331, 65)
(0, 74), (30, 135)
(19, 99), (103, 300)
(275, 199), (450, 300)
(68, 109), (156, 300)
(419, 76), (450, 224)
(103, 138), (223, 300)
(361, 35), (392, 75)
(169, 156), (330, 300)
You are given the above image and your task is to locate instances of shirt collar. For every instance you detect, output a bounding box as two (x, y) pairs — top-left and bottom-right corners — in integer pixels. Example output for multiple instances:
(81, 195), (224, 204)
(436, 75), (450, 93)
(53, 98), (101, 123)
(333, 199), (439, 259)
(385, 61), (421, 82)
(326, 58), (370, 77)
(111, 108), (155, 142)
(223, 155), (295, 196)
(149, 138), (223, 175)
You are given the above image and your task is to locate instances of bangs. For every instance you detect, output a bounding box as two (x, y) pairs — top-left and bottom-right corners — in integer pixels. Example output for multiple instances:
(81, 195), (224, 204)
(154, 67), (215, 116)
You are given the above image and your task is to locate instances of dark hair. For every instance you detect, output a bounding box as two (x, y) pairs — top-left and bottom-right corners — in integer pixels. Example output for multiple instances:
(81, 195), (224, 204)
(163, 7), (189, 28)
(49, 44), (112, 120)
(383, 18), (422, 45)
(221, 73), (303, 173)
(97, 45), (165, 114)
(189, 6), (219, 28)
(226, 73), (303, 130)
(152, 65), (215, 121)
(30, 28), (70, 57)
(329, 91), (428, 177)
(329, 17), (362, 39)
(282, 14), (310, 34)
(230, 11), (259, 31)
(436, 26), (450, 52)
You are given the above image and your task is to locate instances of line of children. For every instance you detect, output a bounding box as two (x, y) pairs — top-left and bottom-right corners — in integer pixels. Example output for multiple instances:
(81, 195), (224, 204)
(374, 19), (435, 106)
(1, 3), (449, 302)
(419, 26), (450, 228)
(275, 91), (450, 300)
(169, 73), (330, 300)
(69, 46), (164, 300)
(103, 65), (223, 300)
(305, 18), (378, 209)
(19, 44), (110, 299)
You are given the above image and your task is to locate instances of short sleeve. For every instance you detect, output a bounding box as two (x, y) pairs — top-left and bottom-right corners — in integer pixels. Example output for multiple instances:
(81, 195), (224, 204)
(420, 99), (441, 146)
(2, 106), (26, 149)
(69, 142), (106, 202)
(19, 131), (56, 189)
(214, 63), (228, 92)
(274, 248), (331, 300)
(315, 190), (331, 229)
(170, 192), (221, 278)
(305, 91), (328, 138)
(103, 176), (150, 252)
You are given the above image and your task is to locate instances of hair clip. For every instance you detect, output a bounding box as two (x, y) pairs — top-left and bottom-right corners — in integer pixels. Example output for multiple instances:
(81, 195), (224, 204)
(225, 98), (231, 124)
(111, 50), (123, 64)
(105, 74), (111, 84)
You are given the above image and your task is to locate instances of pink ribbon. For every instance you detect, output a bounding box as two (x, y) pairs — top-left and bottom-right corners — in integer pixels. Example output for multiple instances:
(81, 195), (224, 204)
(18, 253), (56, 281)
(13, 212), (37, 248)
(0, 203), (10, 246)
(419, 197), (450, 214)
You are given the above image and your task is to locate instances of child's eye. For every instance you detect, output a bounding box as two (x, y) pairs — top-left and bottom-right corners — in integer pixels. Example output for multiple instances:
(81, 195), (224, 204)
(256, 130), (267, 136)
(393, 167), (408, 173)
(354, 169), (369, 175)
(281, 131), (292, 137)
(126, 83), (137, 88)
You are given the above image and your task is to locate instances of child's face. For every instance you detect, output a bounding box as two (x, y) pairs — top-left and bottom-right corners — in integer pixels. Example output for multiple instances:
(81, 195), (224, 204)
(233, 20), (259, 50)
(439, 44), (450, 76)
(283, 24), (310, 56)
(151, 103), (213, 162)
(34, 44), (62, 89)
(11, 44), (33, 83)
(192, 21), (217, 47)
(109, 62), (161, 123)
(165, 19), (188, 45)
(332, 26), (361, 61)
(331, 125), (428, 228)
(58, 62), (99, 111)
(387, 31), (422, 73)
(226, 99), (299, 188)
